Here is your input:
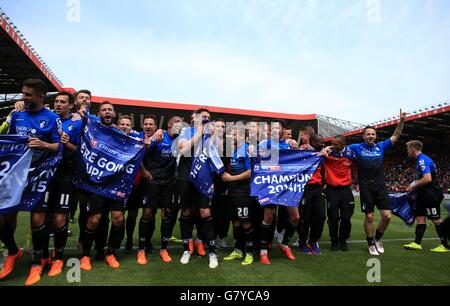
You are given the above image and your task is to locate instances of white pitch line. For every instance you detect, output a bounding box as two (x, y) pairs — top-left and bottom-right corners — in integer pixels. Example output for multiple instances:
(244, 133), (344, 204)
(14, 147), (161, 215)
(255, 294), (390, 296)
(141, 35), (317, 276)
(12, 237), (436, 252)
(0, 237), (444, 266)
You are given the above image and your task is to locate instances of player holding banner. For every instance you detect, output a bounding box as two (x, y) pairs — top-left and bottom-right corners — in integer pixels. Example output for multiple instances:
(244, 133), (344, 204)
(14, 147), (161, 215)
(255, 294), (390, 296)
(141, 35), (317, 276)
(297, 134), (327, 255)
(32, 91), (83, 282)
(77, 102), (150, 271)
(176, 108), (219, 269)
(403, 140), (448, 252)
(0, 79), (62, 285)
(256, 120), (300, 265)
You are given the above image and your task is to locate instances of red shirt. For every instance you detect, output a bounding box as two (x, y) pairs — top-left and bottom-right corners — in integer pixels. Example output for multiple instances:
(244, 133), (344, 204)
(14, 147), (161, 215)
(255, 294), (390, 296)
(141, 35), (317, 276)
(324, 156), (353, 187)
(133, 170), (142, 188)
(307, 165), (324, 186)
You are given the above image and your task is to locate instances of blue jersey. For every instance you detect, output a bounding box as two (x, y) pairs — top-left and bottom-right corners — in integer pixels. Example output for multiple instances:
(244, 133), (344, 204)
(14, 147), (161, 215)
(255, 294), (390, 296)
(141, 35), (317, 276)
(62, 115), (83, 147)
(229, 143), (251, 195)
(178, 127), (196, 142)
(348, 139), (392, 184)
(8, 108), (62, 162)
(176, 127), (197, 181)
(258, 139), (291, 154)
(329, 146), (356, 159)
(143, 130), (176, 184)
(416, 153), (440, 189)
(56, 115), (83, 179)
(129, 130), (141, 138)
(230, 143), (252, 175)
(86, 113), (100, 123)
(114, 127), (141, 140)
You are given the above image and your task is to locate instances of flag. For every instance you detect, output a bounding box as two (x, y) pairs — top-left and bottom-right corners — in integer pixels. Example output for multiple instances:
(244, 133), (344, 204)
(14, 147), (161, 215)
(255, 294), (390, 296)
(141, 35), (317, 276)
(251, 150), (324, 207)
(390, 193), (416, 227)
(20, 152), (61, 211)
(73, 117), (147, 202)
(0, 135), (61, 213)
(190, 136), (225, 199)
(0, 135), (33, 214)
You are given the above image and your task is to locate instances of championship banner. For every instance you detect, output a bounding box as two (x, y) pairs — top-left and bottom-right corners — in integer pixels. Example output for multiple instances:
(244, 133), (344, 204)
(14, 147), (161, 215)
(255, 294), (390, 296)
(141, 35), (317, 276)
(73, 117), (147, 202)
(0, 135), (62, 213)
(390, 193), (416, 227)
(190, 137), (225, 199)
(0, 135), (33, 214)
(251, 150), (324, 207)
(20, 152), (62, 212)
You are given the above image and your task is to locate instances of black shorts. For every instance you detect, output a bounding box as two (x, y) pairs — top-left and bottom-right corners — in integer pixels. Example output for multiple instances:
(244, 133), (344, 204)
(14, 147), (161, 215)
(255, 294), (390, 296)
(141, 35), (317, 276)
(33, 180), (77, 214)
(415, 188), (444, 220)
(359, 183), (390, 213)
(325, 185), (355, 208)
(77, 188), (89, 206)
(251, 197), (264, 224)
(126, 187), (142, 211)
(84, 193), (125, 216)
(175, 180), (211, 209)
(325, 185), (355, 219)
(301, 184), (326, 220)
(263, 204), (278, 210)
(140, 182), (176, 209)
(229, 195), (254, 222)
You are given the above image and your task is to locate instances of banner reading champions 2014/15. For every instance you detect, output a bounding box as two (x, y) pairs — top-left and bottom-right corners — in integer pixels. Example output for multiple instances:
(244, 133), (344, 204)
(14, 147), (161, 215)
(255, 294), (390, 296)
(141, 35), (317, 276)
(251, 150), (324, 207)
(73, 118), (146, 202)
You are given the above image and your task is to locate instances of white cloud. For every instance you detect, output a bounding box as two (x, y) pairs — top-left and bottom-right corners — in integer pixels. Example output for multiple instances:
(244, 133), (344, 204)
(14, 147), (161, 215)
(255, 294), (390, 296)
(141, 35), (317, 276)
(6, 0), (449, 125)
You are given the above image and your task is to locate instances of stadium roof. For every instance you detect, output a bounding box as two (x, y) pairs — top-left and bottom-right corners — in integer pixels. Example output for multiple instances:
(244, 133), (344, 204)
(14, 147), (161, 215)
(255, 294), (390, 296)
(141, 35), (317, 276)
(82, 93), (320, 140)
(325, 103), (450, 144)
(0, 8), (63, 95)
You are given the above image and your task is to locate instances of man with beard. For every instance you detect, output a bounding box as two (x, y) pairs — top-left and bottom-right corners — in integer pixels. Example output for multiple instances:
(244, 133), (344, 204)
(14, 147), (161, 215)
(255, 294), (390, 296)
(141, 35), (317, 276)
(78, 102), (128, 271)
(0, 79), (62, 285)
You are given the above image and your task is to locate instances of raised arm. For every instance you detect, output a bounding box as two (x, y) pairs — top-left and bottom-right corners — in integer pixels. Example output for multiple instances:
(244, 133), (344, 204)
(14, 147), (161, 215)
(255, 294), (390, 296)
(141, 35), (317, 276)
(390, 109), (407, 145)
(178, 126), (205, 156)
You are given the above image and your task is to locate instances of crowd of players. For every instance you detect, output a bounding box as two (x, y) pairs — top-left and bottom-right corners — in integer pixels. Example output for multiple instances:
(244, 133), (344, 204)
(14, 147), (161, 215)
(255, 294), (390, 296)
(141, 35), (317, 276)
(0, 79), (448, 286)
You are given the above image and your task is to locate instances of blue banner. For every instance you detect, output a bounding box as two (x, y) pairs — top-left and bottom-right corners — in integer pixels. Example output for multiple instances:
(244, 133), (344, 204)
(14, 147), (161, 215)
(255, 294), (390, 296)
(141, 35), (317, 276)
(20, 152), (62, 212)
(0, 135), (33, 214)
(190, 137), (225, 199)
(389, 193), (416, 227)
(251, 150), (324, 207)
(0, 135), (61, 214)
(73, 117), (147, 202)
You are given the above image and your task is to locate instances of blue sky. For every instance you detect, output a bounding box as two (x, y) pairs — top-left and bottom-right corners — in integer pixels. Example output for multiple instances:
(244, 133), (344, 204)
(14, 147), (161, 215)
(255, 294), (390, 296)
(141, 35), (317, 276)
(1, 0), (449, 124)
